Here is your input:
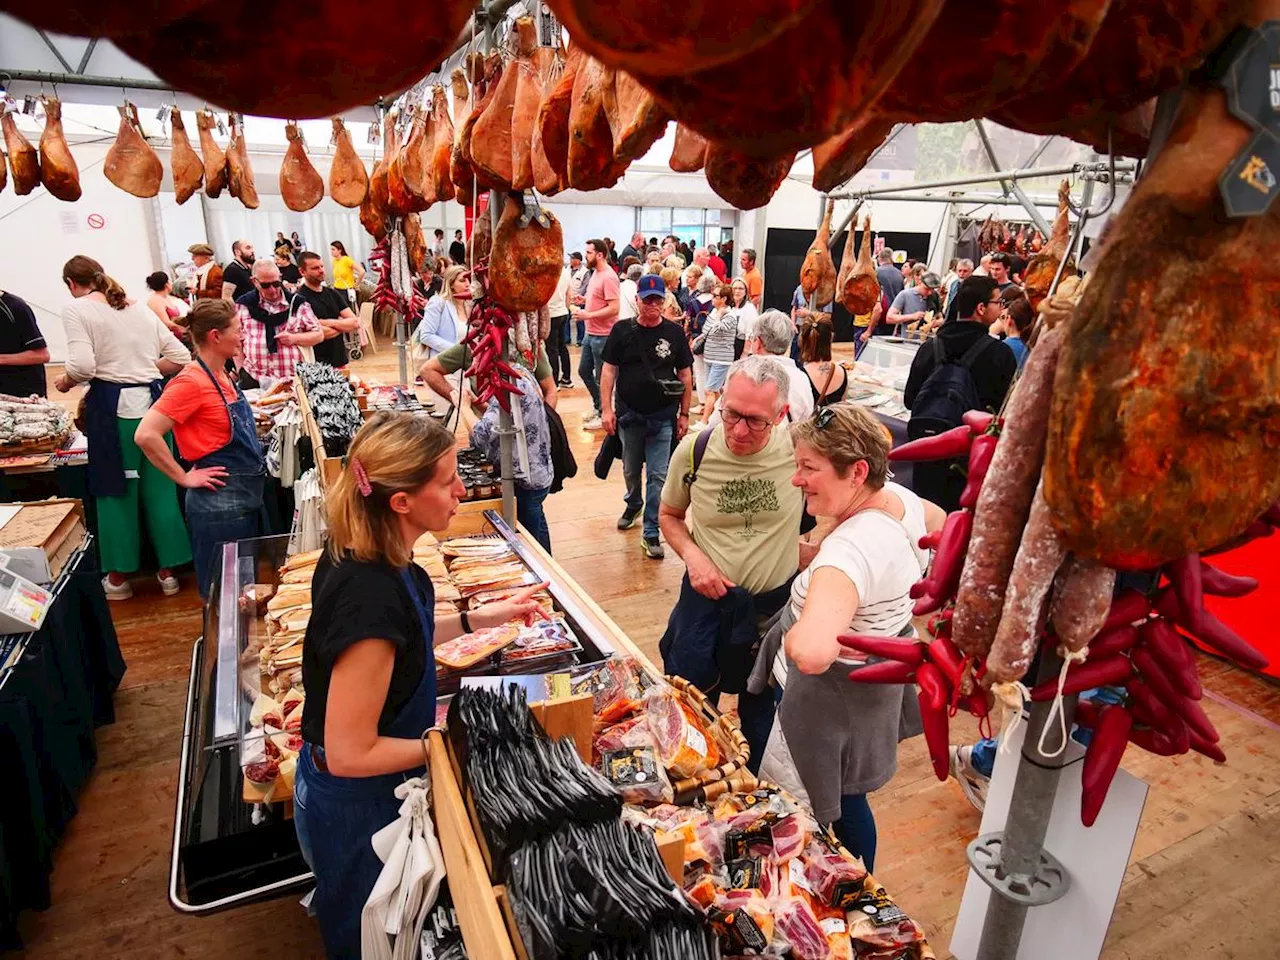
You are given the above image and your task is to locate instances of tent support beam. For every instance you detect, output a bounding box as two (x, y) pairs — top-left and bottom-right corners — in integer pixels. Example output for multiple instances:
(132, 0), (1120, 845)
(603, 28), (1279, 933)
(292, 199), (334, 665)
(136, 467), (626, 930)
(33, 30), (74, 75)
(828, 160), (1137, 201)
(75, 39), (98, 76)
(973, 120), (1052, 235)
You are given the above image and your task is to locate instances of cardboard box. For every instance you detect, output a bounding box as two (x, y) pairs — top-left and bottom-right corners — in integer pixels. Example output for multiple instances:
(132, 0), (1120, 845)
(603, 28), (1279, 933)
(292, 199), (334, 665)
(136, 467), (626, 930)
(0, 498), (87, 584)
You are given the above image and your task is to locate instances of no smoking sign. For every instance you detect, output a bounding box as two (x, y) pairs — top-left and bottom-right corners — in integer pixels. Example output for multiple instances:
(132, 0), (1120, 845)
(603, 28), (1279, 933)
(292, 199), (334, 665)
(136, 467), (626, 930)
(86, 213), (106, 230)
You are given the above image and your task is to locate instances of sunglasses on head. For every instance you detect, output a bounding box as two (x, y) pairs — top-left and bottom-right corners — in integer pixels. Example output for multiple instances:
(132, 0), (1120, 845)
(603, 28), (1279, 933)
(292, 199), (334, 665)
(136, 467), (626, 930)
(815, 407), (836, 429)
(258, 280), (283, 289)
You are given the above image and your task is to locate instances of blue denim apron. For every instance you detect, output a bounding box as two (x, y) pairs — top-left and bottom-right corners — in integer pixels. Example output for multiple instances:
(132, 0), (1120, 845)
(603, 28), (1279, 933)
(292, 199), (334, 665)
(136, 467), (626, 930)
(184, 355), (268, 597)
(294, 567), (437, 959)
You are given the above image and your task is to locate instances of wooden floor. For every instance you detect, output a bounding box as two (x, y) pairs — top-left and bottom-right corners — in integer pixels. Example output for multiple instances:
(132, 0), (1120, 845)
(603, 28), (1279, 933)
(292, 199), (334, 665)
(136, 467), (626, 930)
(15, 341), (1280, 958)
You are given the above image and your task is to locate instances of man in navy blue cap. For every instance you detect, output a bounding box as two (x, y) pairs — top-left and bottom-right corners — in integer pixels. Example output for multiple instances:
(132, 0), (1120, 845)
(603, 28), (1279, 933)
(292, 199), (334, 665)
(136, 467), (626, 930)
(599, 274), (693, 559)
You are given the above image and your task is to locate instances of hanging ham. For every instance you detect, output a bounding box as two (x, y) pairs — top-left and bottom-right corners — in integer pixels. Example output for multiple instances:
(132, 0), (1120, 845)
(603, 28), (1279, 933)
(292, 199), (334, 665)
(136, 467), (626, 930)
(105, 0), (474, 118)
(169, 109), (204, 204)
(404, 212), (428, 273)
(489, 194), (564, 313)
(800, 199), (837, 307)
(535, 45), (582, 192)
(669, 124), (708, 173)
(329, 117), (369, 208)
(104, 103), (162, 198)
(457, 52), (503, 192)
(568, 56), (628, 191)
(811, 114), (896, 193)
(470, 208), (493, 265)
(225, 115), (259, 209)
(530, 52), (566, 196)
(473, 17), (538, 191)
(197, 110), (227, 198)
(510, 33), (547, 192)
(603, 69), (670, 165)
(3, 111), (41, 196)
(399, 103), (431, 203)
(837, 216), (880, 316)
(368, 122), (393, 222)
(544, 0), (815, 77)
(448, 65), (476, 205)
(429, 86), (455, 204)
(280, 122), (324, 211)
(38, 97), (82, 202)
(704, 144), (794, 210)
(1021, 181), (1075, 310)
(1044, 23), (1280, 569)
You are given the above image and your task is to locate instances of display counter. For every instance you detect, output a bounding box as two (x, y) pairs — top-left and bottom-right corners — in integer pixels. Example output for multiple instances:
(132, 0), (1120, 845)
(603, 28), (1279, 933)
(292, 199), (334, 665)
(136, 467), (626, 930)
(169, 505), (628, 915)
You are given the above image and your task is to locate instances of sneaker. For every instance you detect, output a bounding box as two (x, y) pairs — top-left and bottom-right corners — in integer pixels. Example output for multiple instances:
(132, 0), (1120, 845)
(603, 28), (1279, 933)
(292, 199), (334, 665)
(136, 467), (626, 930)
(617, 508), (640, 530)
(557, 379), (573, 389)
(689, 403), (703, 415)
(642, 537), (665, 559)
(583, 415), (604, 430)
(102, 576), (133, 601)
(949, 745), (989, 812)
(157, 572), (181, 597)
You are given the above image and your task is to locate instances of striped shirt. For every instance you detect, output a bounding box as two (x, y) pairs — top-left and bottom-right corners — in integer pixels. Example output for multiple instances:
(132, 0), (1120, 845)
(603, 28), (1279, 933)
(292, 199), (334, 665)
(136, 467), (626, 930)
(697, 307), (739, 365)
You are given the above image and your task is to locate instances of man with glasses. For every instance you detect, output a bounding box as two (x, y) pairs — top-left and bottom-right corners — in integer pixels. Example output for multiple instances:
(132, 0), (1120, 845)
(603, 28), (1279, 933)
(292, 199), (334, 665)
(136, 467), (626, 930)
(903, 275), (1016, 510)
(658, 355), (804, 772)
(235, 259), (324, 390)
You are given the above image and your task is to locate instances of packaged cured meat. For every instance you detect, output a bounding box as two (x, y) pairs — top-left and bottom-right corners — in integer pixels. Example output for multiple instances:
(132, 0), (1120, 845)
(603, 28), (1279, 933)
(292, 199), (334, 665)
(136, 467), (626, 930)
(441, 535), (513, 558)
(571, 657), (646, 723)
(847, 883), (926, 952)
(601, 746), (672, 804)
(592, 714), (656, 764)
(804, 847), (868, 908)
(771, 812), (808, 861)
(645, 685), (720, 779)
(773, 895), (829, 960)
(434, 622), (522, 671)
(469, 586), (555, 618)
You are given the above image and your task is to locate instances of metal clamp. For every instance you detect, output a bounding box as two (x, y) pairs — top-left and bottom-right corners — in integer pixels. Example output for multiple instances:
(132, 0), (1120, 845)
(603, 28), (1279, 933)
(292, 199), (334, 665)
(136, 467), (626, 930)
(967, 832), (1070, 907)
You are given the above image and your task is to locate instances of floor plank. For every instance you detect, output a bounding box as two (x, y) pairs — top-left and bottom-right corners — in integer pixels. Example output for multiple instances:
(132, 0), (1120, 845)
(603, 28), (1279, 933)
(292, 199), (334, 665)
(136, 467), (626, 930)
(16, 342), (1280, 958)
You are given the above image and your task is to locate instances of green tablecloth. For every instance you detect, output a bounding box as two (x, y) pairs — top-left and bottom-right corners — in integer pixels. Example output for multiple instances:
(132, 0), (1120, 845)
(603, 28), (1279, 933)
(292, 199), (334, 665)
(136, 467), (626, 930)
(0, 546), (124, 949)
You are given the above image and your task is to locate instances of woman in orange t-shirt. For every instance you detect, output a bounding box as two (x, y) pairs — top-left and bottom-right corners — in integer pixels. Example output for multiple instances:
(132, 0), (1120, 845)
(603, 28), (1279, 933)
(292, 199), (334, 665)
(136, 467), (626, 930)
(135, 300), (267, 598)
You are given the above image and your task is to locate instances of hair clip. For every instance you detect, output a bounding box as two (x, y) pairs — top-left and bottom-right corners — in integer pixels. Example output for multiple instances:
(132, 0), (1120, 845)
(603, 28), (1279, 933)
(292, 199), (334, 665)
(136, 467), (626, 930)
(351, 457), (373, 497)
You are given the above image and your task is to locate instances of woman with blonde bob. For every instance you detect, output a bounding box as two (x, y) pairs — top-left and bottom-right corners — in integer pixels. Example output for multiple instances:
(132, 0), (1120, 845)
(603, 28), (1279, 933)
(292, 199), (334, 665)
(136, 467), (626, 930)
(294, 412), (545, 958)
(748, 403), (944, 872)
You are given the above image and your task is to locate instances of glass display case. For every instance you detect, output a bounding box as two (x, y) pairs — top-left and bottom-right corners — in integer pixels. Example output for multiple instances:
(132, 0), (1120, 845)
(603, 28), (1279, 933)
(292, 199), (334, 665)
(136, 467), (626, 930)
(170, 513), (620, 914)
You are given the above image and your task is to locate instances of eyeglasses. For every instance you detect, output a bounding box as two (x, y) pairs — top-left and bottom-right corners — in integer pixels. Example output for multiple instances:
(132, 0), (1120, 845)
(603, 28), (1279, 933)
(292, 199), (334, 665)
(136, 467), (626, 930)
(721, 407), (773, 433)
(258, 281), (283, 289)
(986, 298), (1003, 306)
(815, 407), (836, 429)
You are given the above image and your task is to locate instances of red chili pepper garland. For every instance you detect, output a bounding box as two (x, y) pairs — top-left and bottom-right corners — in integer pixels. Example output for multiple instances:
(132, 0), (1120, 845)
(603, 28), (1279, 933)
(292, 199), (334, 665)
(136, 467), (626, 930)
(459, 258), (524, 412)
(852, 413), (1279, 817)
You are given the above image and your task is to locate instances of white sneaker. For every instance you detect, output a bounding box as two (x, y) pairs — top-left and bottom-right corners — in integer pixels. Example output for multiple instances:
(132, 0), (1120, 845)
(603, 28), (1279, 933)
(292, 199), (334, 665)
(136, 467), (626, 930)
(157, 572), (181, 596)
(583, 416), (604, 431)
(102, 576), (133, 601)
(949, 745), (989, 812)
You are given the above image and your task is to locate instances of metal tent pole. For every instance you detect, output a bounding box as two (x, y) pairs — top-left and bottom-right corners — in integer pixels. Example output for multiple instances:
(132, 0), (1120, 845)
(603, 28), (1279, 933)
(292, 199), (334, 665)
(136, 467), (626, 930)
(827, 161), (1137, 201)
(477, 2), (518, 528)
(972, 121), (1052, 235)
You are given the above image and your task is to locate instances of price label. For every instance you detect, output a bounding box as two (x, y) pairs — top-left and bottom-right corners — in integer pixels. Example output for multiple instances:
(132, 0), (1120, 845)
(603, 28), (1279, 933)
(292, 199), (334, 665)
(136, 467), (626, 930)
(1219, 128), (1280, 217)
(1222, 22), (1280, 136)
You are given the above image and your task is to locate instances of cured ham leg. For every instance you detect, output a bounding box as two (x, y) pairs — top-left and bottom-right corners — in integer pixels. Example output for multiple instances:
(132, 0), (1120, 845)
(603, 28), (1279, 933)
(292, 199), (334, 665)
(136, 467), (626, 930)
(510, 33), (545, 191)
(457, 52), (504, 192)
(225, 114), (259, 209)
(105, 103), (163, 198)
(3, 111), (41, 196)
(603, 69), (670, 165)
(169, 109), (204, 204)
(838, 216), (880, 316)
(535, 46), (581, 191)
(490, 194), (564, 313)
(704, 145), (794, 210)
(399, 103), (431, 203)
(280, 121), (324, 211)
(567, 56), (628, 191)
(1045, 0), (1280, 569)
(197, 110), (227, 198)
(1021, 181), (1075, 310)
(811, 114), (895, 193)
(449, 65), (476, 205)
(669, 124), (708, 173)
(800, 198), (837, 307)
(329, 117), (369, 208)
(39, 97), (81, 202)
(474, 17), (537, 191)
(429, 86), (455, 204)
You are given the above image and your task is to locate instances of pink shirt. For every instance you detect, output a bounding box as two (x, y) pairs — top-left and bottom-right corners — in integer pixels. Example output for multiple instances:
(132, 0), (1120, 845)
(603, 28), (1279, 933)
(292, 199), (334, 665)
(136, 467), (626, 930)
(584, 266), (620, 337)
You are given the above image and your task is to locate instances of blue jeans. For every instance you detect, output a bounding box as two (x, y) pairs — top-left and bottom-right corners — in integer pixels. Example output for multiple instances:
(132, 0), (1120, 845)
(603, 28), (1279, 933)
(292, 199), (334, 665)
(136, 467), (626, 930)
(836, 794), (877, 873)
(575, 318), (586, 346)
(619, 415), (673, 540)
(579, 334), (609, 414)
(515, 485), (552, 554)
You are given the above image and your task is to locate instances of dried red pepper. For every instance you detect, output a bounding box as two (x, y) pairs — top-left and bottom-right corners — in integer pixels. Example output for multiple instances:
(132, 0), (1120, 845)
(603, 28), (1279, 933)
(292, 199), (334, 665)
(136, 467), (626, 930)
(962, 410), (997, 434)
(1081, 704), (1132, 826)
(915, 663), (950, 781)
(911, 510), (973, 616)
(846, 659), (918, 684)
(958, 433), (999, 509)
(1139, 619), (1201, 701)
(888, 425), (973, 462)
(1198, 561), (1258, 598)
(1028, 654), (1133, 701)
(837, 635), (926, 665)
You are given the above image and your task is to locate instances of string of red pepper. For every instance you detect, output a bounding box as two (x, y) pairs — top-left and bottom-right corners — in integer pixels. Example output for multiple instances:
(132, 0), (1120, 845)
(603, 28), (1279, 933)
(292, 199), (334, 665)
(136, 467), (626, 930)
(460, 257), (524, 412)
(368, 238), (404, 316)
(840, 410), (1277, 827)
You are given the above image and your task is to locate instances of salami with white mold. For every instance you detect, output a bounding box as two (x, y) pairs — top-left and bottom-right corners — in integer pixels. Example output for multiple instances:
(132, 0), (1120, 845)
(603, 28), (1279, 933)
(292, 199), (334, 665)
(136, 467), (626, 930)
(1050, 557), (1117, 653)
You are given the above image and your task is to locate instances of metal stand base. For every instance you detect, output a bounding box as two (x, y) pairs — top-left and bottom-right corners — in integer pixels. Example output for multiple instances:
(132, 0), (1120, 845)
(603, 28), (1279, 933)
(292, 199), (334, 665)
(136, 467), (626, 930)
(967, 833), (1070, 907)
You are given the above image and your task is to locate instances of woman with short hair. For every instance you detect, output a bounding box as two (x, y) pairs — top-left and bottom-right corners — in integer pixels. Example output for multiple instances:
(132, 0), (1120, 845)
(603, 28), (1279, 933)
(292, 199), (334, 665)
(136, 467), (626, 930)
(749, 403), (944, 870)
(294, 412), (545, 958)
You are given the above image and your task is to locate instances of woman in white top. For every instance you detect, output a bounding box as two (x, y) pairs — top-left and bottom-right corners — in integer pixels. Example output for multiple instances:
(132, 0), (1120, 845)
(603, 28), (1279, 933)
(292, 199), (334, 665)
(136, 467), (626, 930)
(729, 277), (758, 361)
(414, 265), (471, 362)
(617, 264), (641, 322)
(54, 256), (193, 601)
(144, 271), (189, 338)
(746, 403), (944, 870)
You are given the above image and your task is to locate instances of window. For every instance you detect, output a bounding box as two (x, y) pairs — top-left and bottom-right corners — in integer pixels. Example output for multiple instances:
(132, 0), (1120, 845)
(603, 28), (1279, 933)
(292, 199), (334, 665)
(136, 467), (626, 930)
(639, 208), (731, 250)
(639, 208), (671, 234)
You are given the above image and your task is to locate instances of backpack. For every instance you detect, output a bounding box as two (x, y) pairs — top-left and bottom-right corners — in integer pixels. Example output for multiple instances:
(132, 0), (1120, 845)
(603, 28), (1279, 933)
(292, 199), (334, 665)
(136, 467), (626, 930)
(681, 425), (717, 486)
(907, 335), (995, 440)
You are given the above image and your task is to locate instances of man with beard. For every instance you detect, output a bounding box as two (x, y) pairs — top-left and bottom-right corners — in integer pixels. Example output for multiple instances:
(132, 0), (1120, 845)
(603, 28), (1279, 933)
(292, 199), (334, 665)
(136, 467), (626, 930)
(221, 239), (257, 301)
(291, 251), (359, 368)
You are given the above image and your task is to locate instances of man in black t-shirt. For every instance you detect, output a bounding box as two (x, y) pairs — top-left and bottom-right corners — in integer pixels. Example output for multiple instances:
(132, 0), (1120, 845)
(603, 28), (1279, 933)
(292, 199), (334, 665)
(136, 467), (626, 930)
(600, 275), (693, 558)
(221, 239), (257, 300)
(448, 229), (466, 265)
(292, 251), (359, 367)
(0, 291), (49, 397)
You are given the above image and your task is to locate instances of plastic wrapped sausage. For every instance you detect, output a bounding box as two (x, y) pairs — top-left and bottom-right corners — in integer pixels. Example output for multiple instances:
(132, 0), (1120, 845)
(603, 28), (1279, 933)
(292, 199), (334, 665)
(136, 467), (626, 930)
(1049, 556), (1117, 653)
(951, 324), (1066, 660)
(986, 478), (1066, 685)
